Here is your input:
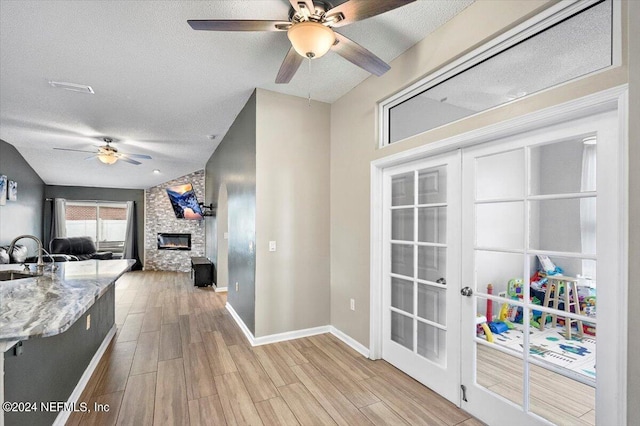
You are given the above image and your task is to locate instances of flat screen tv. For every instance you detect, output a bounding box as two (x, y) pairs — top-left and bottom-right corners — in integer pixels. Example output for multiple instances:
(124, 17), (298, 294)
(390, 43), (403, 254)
(166, 183), (204, 220)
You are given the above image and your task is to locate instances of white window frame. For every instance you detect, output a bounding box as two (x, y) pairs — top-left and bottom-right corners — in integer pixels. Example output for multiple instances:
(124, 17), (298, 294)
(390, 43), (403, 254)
(65, 201), (129, 252)
(378, 0), (622, 148)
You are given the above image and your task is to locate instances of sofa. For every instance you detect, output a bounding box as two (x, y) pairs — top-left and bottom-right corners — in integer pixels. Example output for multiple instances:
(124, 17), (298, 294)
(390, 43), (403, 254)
(0, 245), (74, 264)
(50, 236), (113, 261)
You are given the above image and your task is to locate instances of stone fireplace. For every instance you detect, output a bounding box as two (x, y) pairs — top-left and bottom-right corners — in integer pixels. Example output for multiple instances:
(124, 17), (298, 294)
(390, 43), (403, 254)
(144, 169), (206, 272)
(157, 233), (191, 250)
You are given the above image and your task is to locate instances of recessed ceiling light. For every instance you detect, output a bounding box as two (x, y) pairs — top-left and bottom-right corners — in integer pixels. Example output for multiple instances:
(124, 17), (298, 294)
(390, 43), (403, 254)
(153, 169), (161, 174)
(48, 80), (94, 94)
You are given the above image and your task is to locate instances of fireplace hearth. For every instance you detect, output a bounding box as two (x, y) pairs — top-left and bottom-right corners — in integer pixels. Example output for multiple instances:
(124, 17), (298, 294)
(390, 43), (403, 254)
(157, 233), (191, 250)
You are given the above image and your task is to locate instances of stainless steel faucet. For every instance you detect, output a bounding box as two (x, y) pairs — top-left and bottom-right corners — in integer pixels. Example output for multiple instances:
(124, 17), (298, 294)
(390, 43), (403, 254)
(8, 235), (45, 274)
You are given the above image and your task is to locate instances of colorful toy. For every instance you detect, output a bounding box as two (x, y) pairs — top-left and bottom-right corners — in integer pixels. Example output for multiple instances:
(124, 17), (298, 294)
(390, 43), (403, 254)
(508, 278), (524, 299)
(581, 296), (597, 317)
(488, 321), (509, 334)
(476, 315), (494, 343)
(498, 303), (516, 329)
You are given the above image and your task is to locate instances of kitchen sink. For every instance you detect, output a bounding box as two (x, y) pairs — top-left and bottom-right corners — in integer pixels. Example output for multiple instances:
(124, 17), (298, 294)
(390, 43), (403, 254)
(0, 270), (39, 281)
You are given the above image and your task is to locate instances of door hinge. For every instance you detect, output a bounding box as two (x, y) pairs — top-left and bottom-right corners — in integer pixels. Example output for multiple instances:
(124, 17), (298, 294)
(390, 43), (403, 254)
(461, 384), (468, 402)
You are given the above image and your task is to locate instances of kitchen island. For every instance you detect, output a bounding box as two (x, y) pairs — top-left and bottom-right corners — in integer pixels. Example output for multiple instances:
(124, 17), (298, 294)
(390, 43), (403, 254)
(0, 259), (134, 426)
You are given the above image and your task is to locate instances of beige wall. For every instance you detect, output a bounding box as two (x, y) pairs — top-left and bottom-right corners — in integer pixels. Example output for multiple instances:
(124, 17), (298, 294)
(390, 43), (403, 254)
(330, 0), (635, 417)
(331, 0), (555, 346)
(254, 89), (331, 337)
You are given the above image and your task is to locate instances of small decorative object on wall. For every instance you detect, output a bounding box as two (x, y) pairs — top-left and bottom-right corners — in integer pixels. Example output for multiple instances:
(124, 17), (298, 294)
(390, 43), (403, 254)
(0, 175), (6, 205)
(8, 180), (17, 201)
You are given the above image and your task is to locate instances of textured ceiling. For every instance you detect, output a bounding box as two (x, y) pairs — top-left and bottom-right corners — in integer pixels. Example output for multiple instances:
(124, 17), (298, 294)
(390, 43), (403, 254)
(0, 0), (473, 189)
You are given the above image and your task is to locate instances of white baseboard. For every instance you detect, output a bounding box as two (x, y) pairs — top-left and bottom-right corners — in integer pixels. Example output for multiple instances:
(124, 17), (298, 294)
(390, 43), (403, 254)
(225, 303), (257, 344)
(53, 325), (116, 426)
(224, 303), (370, 357)
(329, 326), (370, 358)
(225, 303), (331, 346)
(254, 325), (331, 346)
(215, 286), (228, 293)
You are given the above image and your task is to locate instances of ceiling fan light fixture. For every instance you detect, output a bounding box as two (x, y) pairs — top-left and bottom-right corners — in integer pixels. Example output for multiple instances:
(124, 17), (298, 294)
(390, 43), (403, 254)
(98, 154), (118, 165)
(287, 21), (335, 59)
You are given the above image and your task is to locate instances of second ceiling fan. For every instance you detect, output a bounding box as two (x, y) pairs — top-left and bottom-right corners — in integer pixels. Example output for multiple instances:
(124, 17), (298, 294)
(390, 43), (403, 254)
(188, 0), (416, 83)
(54, 137), (152, 165)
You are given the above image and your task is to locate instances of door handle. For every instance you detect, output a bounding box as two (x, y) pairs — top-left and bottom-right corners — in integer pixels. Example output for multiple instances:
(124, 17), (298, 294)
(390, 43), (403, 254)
(460, 286), (473, 297)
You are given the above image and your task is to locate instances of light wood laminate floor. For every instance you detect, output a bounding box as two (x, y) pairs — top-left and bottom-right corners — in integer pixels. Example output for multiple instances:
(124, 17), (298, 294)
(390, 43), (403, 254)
(66, 271), (482, 425)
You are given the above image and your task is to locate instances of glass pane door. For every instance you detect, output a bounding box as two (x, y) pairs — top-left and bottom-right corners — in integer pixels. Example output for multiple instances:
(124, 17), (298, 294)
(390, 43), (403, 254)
(383, 151), (461, 404)
(460, 108), (623, 425)
(466, 139), (598, 424)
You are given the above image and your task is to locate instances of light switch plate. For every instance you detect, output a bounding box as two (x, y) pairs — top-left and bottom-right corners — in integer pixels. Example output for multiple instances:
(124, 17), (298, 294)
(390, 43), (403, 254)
(224, 232), (229, 240)
(269, 241), (277, 252)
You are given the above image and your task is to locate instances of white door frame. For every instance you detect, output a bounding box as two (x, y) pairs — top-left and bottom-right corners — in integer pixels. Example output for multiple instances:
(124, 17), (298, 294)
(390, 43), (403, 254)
(370, 85), (628, 419)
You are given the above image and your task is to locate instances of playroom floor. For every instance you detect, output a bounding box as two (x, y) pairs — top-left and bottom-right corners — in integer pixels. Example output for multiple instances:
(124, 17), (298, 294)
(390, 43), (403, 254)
(477, 326), (596, 425)
(489, 324), (596, 380)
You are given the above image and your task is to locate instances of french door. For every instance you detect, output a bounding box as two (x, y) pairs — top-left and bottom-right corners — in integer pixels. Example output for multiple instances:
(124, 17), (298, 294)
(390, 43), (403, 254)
(459, 109), (621, 425)
(382, 151), (461, 403)
(380, 107), (624, 425)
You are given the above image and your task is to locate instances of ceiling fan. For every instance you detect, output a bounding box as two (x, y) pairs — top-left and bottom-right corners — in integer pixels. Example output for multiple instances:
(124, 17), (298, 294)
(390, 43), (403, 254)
(188, 0), (416, 83)
(53, 137), (152, 165)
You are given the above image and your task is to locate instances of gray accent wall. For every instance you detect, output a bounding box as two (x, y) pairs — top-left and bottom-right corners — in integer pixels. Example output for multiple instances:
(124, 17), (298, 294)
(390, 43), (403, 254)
(206, 91), (257, 334)
(0, 140), (45, 248)
(44, 185), (145, 268)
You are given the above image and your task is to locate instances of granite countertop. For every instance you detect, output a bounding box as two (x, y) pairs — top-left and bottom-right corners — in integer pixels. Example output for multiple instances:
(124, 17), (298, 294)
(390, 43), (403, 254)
(0, 259), (134, 345)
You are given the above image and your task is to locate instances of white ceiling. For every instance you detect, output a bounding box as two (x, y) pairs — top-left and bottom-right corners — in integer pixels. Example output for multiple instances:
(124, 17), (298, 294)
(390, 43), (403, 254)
(0, 0), (473, 189)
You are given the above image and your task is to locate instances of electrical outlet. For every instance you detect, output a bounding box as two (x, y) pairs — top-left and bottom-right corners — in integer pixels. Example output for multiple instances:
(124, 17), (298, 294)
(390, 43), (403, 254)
(86, 314), (91, 330)
(350, 298), (355, 311)
(235, 282), (239, 292)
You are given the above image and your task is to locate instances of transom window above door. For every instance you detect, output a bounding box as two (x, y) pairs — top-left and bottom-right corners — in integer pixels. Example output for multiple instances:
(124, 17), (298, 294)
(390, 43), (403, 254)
(379, 0), (618, 146)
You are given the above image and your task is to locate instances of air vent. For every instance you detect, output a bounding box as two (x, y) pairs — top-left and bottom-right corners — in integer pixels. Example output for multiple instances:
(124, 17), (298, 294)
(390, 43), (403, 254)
(48, 81), (94, 94)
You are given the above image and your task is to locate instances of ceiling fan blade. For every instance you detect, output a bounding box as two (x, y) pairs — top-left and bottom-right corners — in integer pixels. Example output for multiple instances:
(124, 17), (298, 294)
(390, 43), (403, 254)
(85, 155), (98, 160)
(117, 156), (141, 165)
(332, 32), (391, 76)
(188, 20), (290, 32)
(288, 0), (316, 14)
(276, 47), (304, 84)
(120, 153), (152, 159)
(326, 0), (416, 27)
(54, 147), (96, 154)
